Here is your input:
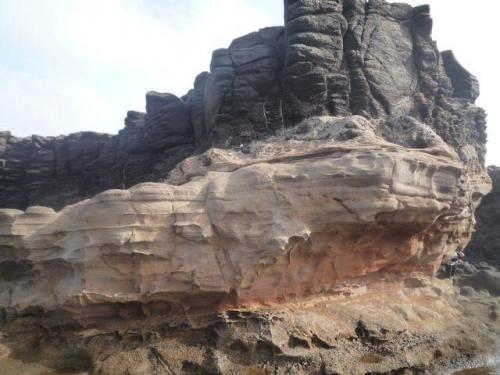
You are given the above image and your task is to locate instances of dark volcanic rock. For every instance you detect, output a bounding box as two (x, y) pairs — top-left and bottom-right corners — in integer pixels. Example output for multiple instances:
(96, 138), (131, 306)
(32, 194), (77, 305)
(0, 2), (497, 374)
(185, 26), (286, 146)
(459, 269), (500, 296)
(458, 166), (500, 296)
(0, 0), (487, 210)
(466, 167), (500, 269)
(0, 99), (195, 210)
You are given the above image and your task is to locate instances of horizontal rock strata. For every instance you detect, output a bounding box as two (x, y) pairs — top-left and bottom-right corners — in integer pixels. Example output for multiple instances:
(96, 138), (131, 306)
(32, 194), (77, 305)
(0, 1), (496, 374)
(1, 278), (499, 374)
(0, 117), (491, 317)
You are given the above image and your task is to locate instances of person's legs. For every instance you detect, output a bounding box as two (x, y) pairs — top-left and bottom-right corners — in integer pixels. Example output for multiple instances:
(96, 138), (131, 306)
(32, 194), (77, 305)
(450, 264), (456, 277)
(445, 264), (452, 278)
(445, 264), (456, 278)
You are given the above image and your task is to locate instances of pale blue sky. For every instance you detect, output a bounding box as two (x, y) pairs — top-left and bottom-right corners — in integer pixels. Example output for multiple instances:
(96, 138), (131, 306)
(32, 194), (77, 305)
(1, 0), (498, 165)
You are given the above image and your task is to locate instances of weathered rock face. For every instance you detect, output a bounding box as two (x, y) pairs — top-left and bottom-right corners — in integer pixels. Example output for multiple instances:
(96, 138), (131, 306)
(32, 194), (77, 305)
(0, 0), (486, 211)
(0, 116), (491, 317)
(0, 100), (195, 210)
(2, 279), (499, 375)
(0, 1), (496, 374)
(457, 166), (500, 296)
(0, 116), (496, 374)
(466, 167), (500, 268)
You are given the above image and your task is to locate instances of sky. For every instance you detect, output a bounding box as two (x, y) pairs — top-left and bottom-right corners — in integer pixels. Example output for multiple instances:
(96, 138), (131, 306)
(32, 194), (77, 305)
(0, 0), (498, 166)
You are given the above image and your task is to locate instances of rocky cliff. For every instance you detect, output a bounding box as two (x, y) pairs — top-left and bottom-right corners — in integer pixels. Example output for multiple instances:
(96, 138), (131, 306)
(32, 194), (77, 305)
(0, 1), (487, 211)
(0, 1), (498, 374)
(467, 167), (500, 269)
(456, 166), (500, 297)
(0, 115), (491, 315)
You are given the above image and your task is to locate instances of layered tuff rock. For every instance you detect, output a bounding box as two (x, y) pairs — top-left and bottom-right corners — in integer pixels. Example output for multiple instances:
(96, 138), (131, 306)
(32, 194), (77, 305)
(0, 0), (487, 210)
(0, 117), (497, 375)
(0, 1), (496, 373)
(0, 116), (491, 316)
(1, 279), (498, 375)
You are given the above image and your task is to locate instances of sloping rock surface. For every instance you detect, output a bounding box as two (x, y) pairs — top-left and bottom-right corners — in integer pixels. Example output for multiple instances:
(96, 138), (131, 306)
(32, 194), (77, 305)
(0, 0), (486, 210)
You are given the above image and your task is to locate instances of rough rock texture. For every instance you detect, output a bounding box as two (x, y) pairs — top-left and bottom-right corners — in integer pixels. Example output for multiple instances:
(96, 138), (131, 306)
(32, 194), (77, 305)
(1, 280), (499, 375)
(466, 166), (500, 268)
(0, 91), (195, 210)
(455, 166), (500, 297)
(0, 116), (491, 315)
(0, 0), (487, 211)
(0, 1), (497, 374)
(0, 115), (496, 374)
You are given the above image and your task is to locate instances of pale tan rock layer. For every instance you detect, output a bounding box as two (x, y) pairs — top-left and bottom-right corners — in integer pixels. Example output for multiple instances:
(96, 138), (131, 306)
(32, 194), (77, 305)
(0, 117), (491, 316)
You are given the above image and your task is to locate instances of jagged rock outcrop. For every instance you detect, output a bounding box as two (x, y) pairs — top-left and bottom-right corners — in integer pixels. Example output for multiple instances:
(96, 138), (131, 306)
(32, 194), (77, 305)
(466, 166), (500, 268)
(0, 117), (496, 375)
(0, 97), (195, 210)
(0, 116), (491, 315)
(0, 1), (497, 374)
(186, 27), (286, 145)
(457, 166), (500, 296)
(0, 0), (486, 211)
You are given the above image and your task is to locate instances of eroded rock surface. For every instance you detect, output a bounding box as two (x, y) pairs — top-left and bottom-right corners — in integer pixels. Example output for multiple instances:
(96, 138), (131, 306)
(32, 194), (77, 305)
(457, 167), (500, 296)
(0, 279), (498, 375)
(0, 1), (496, 374)
(0, 116), (491, 317)
(466, 167), (500, 269)
(0, 0), (486, 210)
